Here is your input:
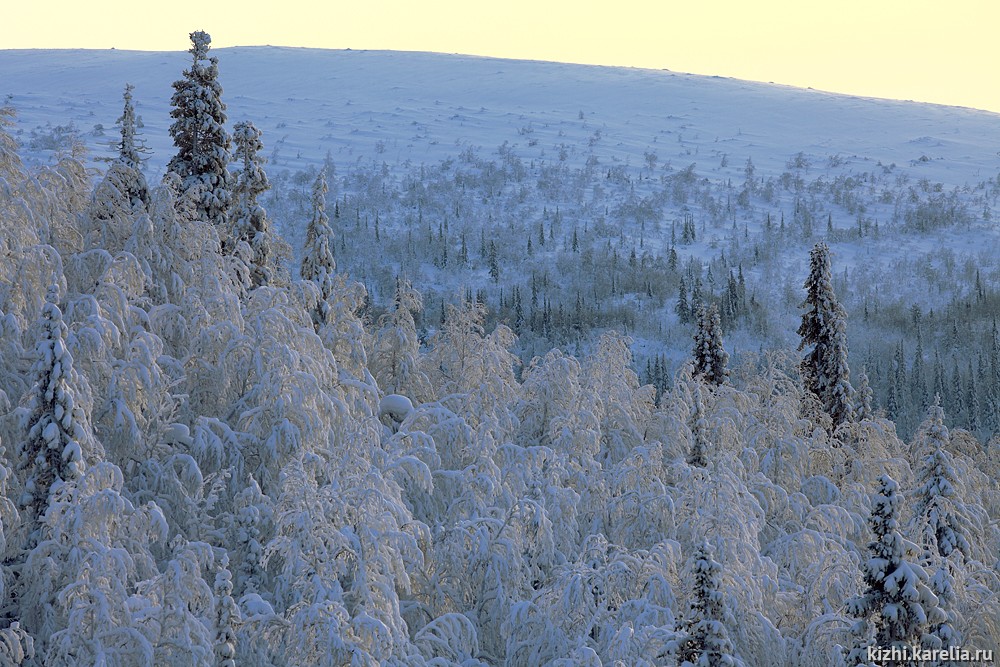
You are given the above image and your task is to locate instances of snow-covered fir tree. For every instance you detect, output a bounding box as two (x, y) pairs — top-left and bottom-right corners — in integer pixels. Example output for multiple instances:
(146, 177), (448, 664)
(854, 366), (874, 421)
(167, 30), (233, 228)
(84, 85), (151, 254)
(911, 403), (975, 561)
(300, 168), (336, 326)
(113, 83), (149, 208)
(230, 120), (272, 288)
(17, 287), (89, 529)
(693, 303), (729, 386)
(688, 381), (710, 467)
(846, 474), (946, 666)
(214, 555), (240, 667)
(798, 242), (855, 427)
(677, 541), (744, 667)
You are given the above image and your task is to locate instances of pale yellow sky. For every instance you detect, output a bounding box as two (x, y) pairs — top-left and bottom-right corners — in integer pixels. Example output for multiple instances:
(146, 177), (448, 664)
(4, 0), (998, 112)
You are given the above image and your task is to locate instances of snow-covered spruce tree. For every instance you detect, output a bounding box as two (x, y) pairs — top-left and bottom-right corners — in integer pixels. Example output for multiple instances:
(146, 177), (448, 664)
(115, 83), (149, 207)
(911, 404), (974, 561)
(693, 303), (729, 386)
(854, 366), (874, 421)
(300, 167), (336, 327)
(85, 83), (151, 254)
(677, 541), (745, 667)
(167, 30), (233, 228)
(214, 555), (240, 667)
(17, 287), (89, 531)
(230, 477), (270, 600)
(926, 562), (962, 666)
(798, 242), (855, 427)
(230, 120), (273, 288)
(845, 474), (946, 666)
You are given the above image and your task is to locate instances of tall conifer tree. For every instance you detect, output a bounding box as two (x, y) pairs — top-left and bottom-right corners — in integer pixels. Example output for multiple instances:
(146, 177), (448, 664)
(18, 288), (89, 529)
(167, 30), (233, 228)
(798, 242), (855, 426)
(301, 168), (336, 327)
(114, 83), (149, 208)
(846, 475), (945, 666)
(231, 120), (271, 287)
(693, 303), (729, 386)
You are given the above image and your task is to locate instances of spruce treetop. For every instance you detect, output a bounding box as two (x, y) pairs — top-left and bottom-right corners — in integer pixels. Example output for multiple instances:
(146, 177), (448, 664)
(189, 30), (212, 60)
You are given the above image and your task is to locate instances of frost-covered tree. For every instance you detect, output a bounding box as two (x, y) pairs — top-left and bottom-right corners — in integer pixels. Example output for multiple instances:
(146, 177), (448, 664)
(300, 168), (336, 326)
(846, 474), (945, 666)
(20, 461), (164, 665)
(84, 84), (149, 253)
(0, 621), (33, 666)
(854, 366), (874, 421)
(422, 298), (519, 448)
(370, 278), (432, 402)
(87, 85), (151, 255)
(693, 303), (729, 386)
(911, 404), (974, 561)
(262, 453), (423, 665)
(0, 105), (21, 178)
(677, 541), (744, 667)
(798, 242), (855, 427)
(688, 382), (710, 467)
(114, 83), (149, 206)
(214, 555), (240, 667)
(133, 540), (215, 664)
(18, 288), (89, 529)
(167, 30), (233, 227)
(230, 120), (272, 288)
(0, 440), (32, 665)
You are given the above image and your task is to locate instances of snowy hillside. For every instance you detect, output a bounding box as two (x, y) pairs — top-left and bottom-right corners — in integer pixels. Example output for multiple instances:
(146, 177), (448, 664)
(4, 47), (1000, 438)
(5, 46), (1000, 184)
(0, 40), (999, 666)
(6, 47), (1000, 268)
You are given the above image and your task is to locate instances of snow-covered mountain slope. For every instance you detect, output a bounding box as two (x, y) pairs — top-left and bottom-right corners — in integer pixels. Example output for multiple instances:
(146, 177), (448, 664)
(3, 46), (999, 187)
(4, 46), (1000, 439)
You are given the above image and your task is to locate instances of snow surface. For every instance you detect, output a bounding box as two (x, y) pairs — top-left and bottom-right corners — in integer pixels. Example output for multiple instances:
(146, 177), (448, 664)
(3, 47), (999, 188)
